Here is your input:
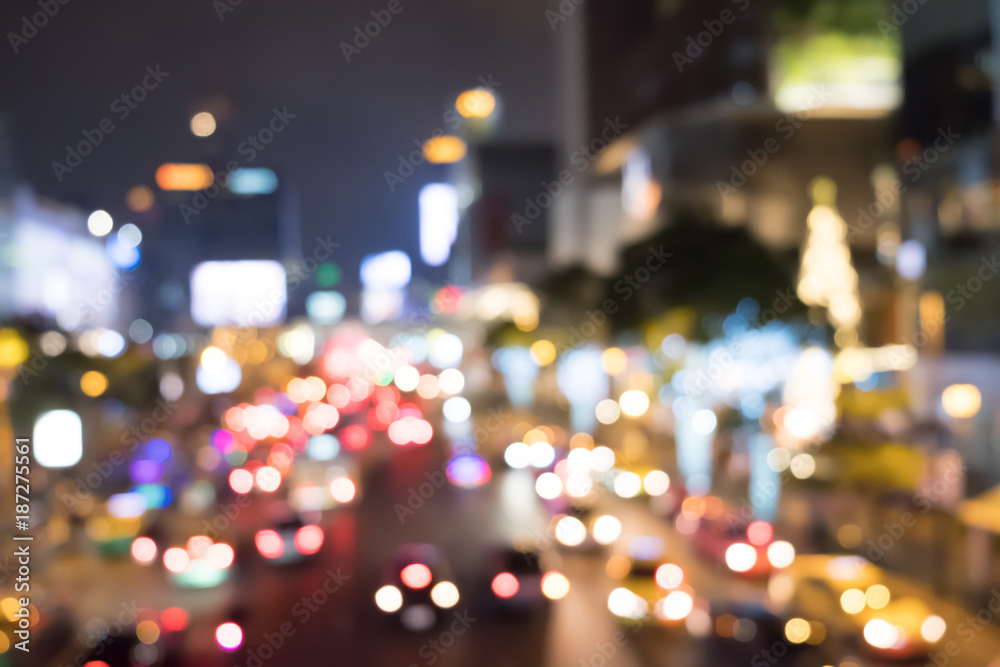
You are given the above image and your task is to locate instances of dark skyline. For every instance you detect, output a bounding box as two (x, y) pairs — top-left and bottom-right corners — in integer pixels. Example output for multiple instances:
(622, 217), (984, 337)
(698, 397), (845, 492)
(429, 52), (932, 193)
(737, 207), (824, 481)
(1, 0), (557, 285)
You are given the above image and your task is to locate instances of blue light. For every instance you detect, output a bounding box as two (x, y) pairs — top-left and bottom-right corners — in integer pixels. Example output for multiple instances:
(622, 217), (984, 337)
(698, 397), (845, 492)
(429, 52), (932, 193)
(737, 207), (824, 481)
(723, 313), (749, 337)
(229, 168), (278, 195)
(106, 235), (141, 270)
(133, 483), (172, 509)
(736, 297), (760, 321)
(145, 438), (172, 462)
(495, 346), (539, 409)
(740, 394), (765, 420)
(854, 373), (878, 392)
(749, 433), (779, 522)
(307, 434), (340, 461)
(306, 291), (347, 325)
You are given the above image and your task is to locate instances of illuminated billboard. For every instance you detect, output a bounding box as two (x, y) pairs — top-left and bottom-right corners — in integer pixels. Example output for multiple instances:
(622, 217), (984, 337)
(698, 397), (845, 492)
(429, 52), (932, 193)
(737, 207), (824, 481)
(190, 260), (287, 327)
(772, 0), (902, 114)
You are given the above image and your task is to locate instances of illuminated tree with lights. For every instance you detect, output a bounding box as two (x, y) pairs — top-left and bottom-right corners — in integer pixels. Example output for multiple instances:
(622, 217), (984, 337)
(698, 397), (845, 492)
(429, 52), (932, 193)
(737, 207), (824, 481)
(797, 177), (862, 347)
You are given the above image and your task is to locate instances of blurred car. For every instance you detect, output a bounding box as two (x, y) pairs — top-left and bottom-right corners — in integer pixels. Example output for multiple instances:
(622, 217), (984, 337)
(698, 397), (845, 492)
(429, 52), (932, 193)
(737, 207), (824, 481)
(693, 517), (794, 577)
(605, 536), (695, 628)
(702, 600), (815, 666)
(777, 554), (949, 660)
(374, 544), (460, 631)
(253, 510), (325, 565)
(484, 546), (545, 613)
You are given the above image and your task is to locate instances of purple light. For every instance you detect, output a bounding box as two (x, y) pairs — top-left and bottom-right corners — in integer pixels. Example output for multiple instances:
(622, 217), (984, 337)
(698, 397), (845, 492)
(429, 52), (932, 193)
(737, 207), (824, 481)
(130, 459), (163, 484)
(274, 393), (297, 416)
(446, 454), (491, 489)
(211, 429), (235, 453)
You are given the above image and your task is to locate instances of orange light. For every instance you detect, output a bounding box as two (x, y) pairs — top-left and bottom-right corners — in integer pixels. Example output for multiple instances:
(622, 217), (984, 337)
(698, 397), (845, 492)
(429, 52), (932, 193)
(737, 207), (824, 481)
(422, 136), (467, 164)
(401, 563), (433, 589)
(680, 496), (706, 519)
(455, 89), (496, 118)
(267, 443), (295, 472)
(126, 185), (155, 212)
(80, 370), (109, 397)
(155, 163), (214, 191)
(541, 571), (570, 600)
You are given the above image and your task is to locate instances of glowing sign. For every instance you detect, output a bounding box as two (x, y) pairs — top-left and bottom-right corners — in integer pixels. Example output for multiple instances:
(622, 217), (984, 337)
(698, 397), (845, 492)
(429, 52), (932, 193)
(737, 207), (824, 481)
(229, 168), (278, 195)
(155, 163), (214, 191)
(305, 291), (346, 324)
(419, 184), (459, 266)
(422, 136), (466, 164)
(360, 251), (411, 291)
(34, 409), (83, 468)
(190, 260), (286, 327)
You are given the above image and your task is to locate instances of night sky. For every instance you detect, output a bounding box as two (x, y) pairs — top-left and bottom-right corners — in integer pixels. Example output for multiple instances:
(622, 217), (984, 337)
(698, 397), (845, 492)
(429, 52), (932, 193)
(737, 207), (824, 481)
(1, 0), (556, 283)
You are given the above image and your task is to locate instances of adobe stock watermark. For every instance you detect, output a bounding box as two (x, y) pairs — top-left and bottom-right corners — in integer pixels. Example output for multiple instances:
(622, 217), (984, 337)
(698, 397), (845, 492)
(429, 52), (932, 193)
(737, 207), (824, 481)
(73, 269), (139, 331)
(180, 106), (296, 223)
(359, 279), (465, 381)
(18, 268), (138, 387)
(877, 0), (929, 37)
(203, 489), (255, 538)
(553, 244), (672, 355)
(218, 234), (341, 352)
(716, 86), (828, 200)
(681, 287), (797, 396)
(51, 65), (170, 182)
(393, 407), (508, 524)
(924, 589), (1000, 667)
(849, 127), (961, 240)
(577, 626), (643, 666)
(512, 115), (629, 234)
(545, 0), (585, 30)
(384, 75), (501, 191)
(61, 398), (176, 511)
(866, 460), (967, 562)
(59, 600), (139, 667)
(884, 253), (999, 364)
(671, 0), (752, 72)
(406, 610), (476, 667)
(237, 568), (350, 667)
(720, 436), (827, 539)
(749, 637), (795, 667)
(7, 0), (72, 53)
(213, 0), (245, 21)
(340, 0), (416, 63)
